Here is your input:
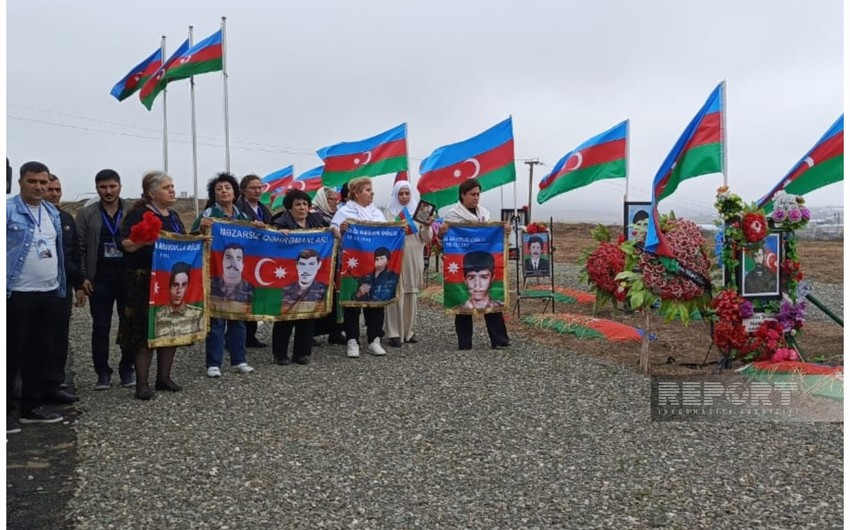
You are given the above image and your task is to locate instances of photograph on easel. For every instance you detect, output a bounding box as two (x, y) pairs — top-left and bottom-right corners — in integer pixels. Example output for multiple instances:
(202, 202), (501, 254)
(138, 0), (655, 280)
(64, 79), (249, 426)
(738, 232), (783, 301)
(522, 232), (550, 278)
(624, 201), (651, 241)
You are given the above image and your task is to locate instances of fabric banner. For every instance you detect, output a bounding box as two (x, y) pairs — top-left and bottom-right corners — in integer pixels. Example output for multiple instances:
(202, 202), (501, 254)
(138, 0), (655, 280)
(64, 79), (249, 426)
(148, 233), (209, 348)
(339, 221), (406, 308)
(209, 221), (337, 321)
(442, 222), (509, 314)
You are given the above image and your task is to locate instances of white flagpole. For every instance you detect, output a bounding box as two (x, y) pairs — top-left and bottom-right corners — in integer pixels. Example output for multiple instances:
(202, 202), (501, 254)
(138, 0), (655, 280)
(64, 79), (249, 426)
(159, 36), (168, 173)
(189, 26), (200, 216)
(221, 16), (231, 172)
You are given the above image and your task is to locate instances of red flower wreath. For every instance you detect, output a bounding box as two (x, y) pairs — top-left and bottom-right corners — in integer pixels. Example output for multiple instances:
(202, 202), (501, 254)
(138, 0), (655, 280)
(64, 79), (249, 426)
(586, 242), (626, 301)
(742, 212), (767, 243)
(637, 217), (710, 301)
(129, 211), (163, 244)
(525, 222), (548, 234)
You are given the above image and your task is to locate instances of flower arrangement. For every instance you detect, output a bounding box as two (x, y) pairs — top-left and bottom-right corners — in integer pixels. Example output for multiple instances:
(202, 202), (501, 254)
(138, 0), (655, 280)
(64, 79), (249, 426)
(525, 222), (549, 234)
(128, 211), (163, 244)
(769, 191), (811, 232)
(579, 225), (627, 308)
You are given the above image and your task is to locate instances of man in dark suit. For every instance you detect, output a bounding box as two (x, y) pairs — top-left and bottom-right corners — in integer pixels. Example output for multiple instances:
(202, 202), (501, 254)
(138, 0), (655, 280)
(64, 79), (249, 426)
(237, 174), (273, 347)
(524, 236), (549, 276)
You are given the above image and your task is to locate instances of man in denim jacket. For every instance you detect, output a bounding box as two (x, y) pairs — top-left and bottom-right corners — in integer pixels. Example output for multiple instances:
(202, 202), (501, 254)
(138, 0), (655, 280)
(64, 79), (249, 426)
(6, 161), (67, 434)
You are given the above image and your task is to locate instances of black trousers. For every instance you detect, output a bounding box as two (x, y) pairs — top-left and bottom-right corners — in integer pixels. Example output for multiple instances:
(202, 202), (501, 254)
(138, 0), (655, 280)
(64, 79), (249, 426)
(272, 319), (317, 361)
(455, 312), (510, 349)
(245, 320), (260, 342)
(343, 307), (384, 343)
(7, 291), (60, 413)
(44, 288), (74, 391)
(314, 292), (345, 340)
(90, 274), (133, 377)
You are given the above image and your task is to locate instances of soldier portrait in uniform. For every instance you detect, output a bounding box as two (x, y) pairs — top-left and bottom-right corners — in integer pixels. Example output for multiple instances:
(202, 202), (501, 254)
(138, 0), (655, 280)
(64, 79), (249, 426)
(280, 248), (328, 314)
(154, 261), (203, 339)
(210, 242), (254, 313)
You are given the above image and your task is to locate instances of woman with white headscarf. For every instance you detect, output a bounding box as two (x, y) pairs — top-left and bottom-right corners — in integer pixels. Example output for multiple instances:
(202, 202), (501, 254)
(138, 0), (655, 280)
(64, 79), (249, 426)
(382, 180), (433, 347)
(312, 187), (339, 226)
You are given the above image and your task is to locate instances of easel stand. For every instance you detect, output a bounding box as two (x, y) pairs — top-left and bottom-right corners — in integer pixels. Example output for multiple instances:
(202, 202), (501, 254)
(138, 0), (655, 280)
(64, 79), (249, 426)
(513, 217), (556, 318)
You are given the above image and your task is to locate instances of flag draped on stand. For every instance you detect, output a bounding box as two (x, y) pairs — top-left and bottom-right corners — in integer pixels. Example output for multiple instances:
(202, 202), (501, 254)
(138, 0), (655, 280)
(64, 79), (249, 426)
(260, 166), (294, 209)
(317, 124), (409, 187)
(110, 48), (163, 101)
(537, 120), (628, 204)
(645, 83), (725, 257)
(162, 29), (224, 82)
(418, 117), (516, 210)
(139, 39), (191, 110)
(757, 115), (844, 212)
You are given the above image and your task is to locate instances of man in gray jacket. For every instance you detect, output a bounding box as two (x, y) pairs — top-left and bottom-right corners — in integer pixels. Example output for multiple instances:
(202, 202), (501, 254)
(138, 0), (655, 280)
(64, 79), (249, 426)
(75, 169), (135, 390)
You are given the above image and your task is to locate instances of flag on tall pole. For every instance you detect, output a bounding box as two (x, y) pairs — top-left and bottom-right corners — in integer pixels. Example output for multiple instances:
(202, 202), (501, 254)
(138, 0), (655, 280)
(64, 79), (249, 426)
(260, 166), (295, 208)
(757, 115), (844, 212)
(317, 124), (409, 187)
(110, 47), (162, 101)
(537, 120), (628, 204)
(161, 29), (224, 82)
(645, 82), (725, 257)
(139, 39), (191, 110)
(293, 166), (325, 197)
(417, 117), (516, 210)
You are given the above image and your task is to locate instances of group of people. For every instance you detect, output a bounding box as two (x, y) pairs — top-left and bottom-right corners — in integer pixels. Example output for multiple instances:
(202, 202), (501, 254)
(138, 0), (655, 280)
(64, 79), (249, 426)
(6, 162), (511, 432)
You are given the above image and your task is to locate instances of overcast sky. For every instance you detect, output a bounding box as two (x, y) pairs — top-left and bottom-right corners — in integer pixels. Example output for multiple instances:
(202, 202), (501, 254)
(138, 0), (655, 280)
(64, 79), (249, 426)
(6, 0), (844, 222)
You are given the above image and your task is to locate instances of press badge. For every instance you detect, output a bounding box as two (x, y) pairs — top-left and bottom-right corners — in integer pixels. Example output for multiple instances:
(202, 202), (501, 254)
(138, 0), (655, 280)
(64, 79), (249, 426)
(104, 242), (124, 258)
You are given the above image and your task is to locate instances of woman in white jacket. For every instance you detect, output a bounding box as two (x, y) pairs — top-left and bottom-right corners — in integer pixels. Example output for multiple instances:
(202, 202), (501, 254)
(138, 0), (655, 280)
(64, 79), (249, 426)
(382, 180), (433, 347)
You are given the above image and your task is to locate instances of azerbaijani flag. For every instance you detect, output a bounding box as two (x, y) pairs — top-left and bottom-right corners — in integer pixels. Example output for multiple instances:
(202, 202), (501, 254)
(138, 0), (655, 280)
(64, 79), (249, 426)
(394, 170), (409, 184)
(110, 47), (163, 102)
(442, 224), (507, 313)
(645, 82), (725, 257)
(260, 165), (294, 208)
(162, 29), (224, 83)
(758, 115), (844, 212)
(140, 39), (191, 110)
(293, 166), (325, 198)
(418, 117), (516, 210)
(537, 120), (628, 204)
(397, 208), (418, 235)
(318, 123), (408, 187)
(338, 223), (406, 307)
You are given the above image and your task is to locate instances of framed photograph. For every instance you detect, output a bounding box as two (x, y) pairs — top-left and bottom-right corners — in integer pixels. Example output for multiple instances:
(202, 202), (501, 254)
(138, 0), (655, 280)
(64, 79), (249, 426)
(521, 231), (550, 278)
(413, 200), (436, 224)
(623, 201), (651, 241)
(500, 208), (528, 227)
(738, 232), (783, 301)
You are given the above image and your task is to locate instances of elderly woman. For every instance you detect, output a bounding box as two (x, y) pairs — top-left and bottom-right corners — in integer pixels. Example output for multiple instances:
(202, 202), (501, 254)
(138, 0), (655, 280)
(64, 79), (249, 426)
(330, 177), (389, 358)
(119, 171), (187, 400)
(438, 178), (510, 350)
(191, 172), (256, 378)
(382, 180), (432, 347)
(312, 186), (339, 226)
(270, 189), (328, 365)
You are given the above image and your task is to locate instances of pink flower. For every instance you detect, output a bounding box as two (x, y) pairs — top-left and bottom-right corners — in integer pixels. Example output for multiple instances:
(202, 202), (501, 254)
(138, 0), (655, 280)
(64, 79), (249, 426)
(787, 208), (802, 222)
(800, 208), (811, 220)
(771, 209), (787, 223)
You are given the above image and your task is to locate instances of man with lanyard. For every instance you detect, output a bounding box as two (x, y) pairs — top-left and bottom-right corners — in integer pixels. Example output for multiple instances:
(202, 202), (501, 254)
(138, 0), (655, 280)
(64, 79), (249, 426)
(7, 161), (67, 433)
(45, 174), (83, 404)
(236, 174), (273, 348)
(76, 169), (135, 390)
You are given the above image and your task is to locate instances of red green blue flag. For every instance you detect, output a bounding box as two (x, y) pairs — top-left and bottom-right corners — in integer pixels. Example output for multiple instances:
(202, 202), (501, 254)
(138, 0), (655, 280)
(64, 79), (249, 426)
(339, 222), (406, 307)
(758, 115), (844, 212)
(209, 222), (336, 320)
(318, 124), (409, 187)
(162, 29), (224, 83)
(260, 166), (294, 209)
(139, 39), (191, 110)
(645, 82), (725, 257)
(418, 117), (516, 210)
(442, 223), (509, 314)
(537, 120), (628, 204)
(110, 47), (163, 102)
(397, 208), (418, 235)
(148, 233), (208, 348)
(293, 166), (325, 199)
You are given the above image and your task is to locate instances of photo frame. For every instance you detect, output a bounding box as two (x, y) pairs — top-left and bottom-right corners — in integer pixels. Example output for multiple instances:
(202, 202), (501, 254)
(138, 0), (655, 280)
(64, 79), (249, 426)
(624, 201), (652, 241)
(413, 200), (436, 224)
(737, 232), (783, 302)
(501, 208), (528, 227)
(521, 231), (551, 278)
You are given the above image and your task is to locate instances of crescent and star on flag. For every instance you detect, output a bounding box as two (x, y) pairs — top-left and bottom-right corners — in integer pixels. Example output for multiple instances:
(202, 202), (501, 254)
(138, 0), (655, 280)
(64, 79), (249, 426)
(353, 151), (372, 165)
(452, 158), (481, 179)
(254, 258), (287, 286)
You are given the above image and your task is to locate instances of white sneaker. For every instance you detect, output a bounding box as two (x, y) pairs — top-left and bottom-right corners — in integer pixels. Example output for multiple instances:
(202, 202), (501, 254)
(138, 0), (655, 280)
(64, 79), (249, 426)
(233, 362), (255, 374)
(346, 339), (360, 358)
(368, 338), (387, 356)
(207, 366), (221, 378)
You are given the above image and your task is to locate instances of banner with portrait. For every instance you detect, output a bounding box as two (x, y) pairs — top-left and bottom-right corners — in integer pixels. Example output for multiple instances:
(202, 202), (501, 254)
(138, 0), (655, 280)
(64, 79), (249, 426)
(148, 233), (209, 348)
(339, 221), (406, 308)
(209, 221), (336, 321)
(442, 222), (509, 314)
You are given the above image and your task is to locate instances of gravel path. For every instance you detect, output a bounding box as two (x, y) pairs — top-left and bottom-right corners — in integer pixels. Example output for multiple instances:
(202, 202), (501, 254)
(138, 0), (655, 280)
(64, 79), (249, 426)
(64, 266), (842, 529)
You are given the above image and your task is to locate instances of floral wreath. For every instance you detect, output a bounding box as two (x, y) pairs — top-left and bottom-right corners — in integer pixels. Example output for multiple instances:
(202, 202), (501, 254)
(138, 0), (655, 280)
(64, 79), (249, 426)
(709, 187), (808, 362)
(579, 225), (627, 308)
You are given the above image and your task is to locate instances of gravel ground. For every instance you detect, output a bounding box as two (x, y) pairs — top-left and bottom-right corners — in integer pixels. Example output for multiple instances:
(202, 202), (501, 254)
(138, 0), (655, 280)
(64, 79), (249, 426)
(62, 264), (842, 529)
